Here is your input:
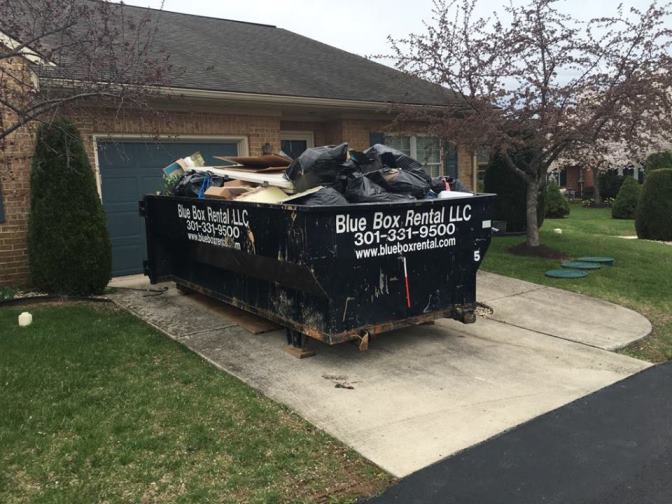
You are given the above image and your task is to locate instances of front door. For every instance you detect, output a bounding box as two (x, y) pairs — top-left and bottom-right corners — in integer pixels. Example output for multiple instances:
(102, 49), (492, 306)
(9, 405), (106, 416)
(280, 132), (314, 160)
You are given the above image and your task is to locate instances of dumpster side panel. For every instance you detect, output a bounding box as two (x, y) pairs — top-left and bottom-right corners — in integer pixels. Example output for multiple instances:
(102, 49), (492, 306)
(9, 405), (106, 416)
(142, 195), (495, 345)
(304, 197), (494, 337)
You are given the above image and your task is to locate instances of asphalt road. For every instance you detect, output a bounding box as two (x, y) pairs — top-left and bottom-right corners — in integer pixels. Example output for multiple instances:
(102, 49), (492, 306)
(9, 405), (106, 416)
(368, 362), (672, 504)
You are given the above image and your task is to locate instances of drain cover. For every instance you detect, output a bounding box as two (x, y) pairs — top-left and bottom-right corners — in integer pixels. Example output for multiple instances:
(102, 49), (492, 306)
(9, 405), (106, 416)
(576, 256), (615, 266)
(545, 269), (588, 278)
(561, 261), (602, 270)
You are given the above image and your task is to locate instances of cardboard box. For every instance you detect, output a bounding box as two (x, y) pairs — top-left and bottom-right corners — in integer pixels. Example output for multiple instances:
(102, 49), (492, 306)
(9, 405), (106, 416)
(205, 186), (253, 200)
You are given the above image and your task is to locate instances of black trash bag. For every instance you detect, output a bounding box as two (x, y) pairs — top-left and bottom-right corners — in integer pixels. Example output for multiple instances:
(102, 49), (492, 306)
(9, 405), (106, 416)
(291, 187), (349, 206)
(348, 150), (384, 174)
(430, 176), (470, 193)
(345, 173), (415, 203)
(284, 143), (349, 192)
(364, 143), (423, 171)
(173, 170), (227, 198)
(366, 168), (430, 199)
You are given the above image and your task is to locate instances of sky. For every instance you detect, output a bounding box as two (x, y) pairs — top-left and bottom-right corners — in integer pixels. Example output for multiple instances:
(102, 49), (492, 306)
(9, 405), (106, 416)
(118, 0), (657, 62)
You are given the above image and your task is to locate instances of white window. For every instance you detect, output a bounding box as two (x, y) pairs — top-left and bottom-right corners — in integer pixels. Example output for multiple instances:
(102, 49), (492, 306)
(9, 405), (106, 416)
(384, 135), (442, 177)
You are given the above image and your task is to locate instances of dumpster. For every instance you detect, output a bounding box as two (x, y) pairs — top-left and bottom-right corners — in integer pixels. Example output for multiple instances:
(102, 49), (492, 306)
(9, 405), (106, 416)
(140, 193), (495, 352)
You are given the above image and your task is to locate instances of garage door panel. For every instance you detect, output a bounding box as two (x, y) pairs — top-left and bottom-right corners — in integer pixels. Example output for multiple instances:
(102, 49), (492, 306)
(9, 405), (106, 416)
(140, 175), (163, 195)
(102, 177), (140, 203)
(111, 244), (145, 276)
(106, 211), (143, 240)
(98, 140), (239, 276)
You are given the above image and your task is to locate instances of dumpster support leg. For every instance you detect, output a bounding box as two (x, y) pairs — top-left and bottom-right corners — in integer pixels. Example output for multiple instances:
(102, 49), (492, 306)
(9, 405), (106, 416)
(284, 328), (316, 359)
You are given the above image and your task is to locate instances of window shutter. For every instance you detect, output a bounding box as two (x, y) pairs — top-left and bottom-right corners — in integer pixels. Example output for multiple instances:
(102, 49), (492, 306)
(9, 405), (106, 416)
(444, 142), (458, 178)
(369, 132), (385, 146)
(0, 184), (5, 224)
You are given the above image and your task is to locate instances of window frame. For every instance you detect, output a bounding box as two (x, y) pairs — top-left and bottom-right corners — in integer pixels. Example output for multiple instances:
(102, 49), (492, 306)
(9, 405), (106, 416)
(384, 134), (442, 177)
(280, 131), (315, 148)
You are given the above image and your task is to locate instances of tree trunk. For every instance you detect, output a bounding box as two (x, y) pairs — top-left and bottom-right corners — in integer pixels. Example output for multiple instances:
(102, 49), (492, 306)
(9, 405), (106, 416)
(526, 177), (541, 247)
(592, 166), (601, 204)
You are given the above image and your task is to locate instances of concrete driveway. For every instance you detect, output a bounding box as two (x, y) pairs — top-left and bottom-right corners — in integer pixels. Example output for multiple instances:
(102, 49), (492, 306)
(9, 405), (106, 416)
(109, 272), (651, 477)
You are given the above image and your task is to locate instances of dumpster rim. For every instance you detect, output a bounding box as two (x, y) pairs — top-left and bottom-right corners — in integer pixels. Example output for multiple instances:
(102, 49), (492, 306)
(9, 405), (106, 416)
(144, 193), (496, 213)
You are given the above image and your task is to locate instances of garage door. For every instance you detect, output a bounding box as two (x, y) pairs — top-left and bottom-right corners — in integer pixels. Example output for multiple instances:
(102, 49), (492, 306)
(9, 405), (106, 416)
(97, 140), (239, 276)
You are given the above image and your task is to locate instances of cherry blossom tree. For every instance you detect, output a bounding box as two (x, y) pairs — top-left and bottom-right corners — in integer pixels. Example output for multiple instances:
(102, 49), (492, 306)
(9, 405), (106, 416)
(386, 0), (672, 248)
(0, 0), (172, 144)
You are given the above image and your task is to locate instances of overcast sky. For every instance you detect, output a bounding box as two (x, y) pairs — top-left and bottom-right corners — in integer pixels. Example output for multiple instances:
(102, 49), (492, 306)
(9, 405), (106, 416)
(119, 0), (656, 62)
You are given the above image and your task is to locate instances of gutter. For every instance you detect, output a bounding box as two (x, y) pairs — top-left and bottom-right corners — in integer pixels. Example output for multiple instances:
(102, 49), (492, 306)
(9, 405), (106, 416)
(39, 78), (451, 112)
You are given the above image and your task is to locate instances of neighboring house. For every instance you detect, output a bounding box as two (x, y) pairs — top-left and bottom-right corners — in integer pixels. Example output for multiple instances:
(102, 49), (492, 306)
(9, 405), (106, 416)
(557, 165), (644, 198)
(0, 4), (478, 286)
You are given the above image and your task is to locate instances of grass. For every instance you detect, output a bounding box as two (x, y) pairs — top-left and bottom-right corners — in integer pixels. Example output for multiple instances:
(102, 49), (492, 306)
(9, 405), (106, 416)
(0, 303), (391, 503)
(482, 204), (672, 362)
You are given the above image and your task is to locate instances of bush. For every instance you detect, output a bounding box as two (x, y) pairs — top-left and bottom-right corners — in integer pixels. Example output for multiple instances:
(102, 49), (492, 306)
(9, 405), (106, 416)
(611, 177), (641, 219)
(598, 170), (625, 199)
(28, 118), (112, 295)
(636, 168), (672, 241)
(545, 181), (570, 218)
(644, 151), (672, 172)
(484, 153), (545, 233)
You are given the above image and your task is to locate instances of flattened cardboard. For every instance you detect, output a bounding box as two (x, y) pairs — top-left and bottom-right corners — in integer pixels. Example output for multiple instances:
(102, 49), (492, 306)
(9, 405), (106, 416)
(214, 154), (290, 168)
(233, 186), (288, 204)
(204, 186), (252, 200)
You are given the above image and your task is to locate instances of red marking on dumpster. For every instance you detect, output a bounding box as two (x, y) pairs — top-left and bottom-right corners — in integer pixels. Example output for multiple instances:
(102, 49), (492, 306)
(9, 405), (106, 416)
(402, 256), (411, 308)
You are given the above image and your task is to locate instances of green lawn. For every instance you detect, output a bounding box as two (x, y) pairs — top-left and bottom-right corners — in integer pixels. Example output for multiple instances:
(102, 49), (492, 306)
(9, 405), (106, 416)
(482, 204), (672, 362)
(0, 303), (391, 503)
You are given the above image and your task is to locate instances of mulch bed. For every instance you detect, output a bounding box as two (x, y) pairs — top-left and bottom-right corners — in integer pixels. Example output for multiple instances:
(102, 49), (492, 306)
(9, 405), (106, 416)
(507, 242), (568, 259)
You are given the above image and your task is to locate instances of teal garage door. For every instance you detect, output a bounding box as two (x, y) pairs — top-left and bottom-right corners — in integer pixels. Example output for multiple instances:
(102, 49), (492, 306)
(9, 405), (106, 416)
(97, 140), (239, 276)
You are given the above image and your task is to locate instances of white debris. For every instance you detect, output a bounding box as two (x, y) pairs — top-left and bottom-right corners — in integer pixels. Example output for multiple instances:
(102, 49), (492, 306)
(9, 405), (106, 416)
(553, 228), (563, 234)
(18, 312), (33, 327)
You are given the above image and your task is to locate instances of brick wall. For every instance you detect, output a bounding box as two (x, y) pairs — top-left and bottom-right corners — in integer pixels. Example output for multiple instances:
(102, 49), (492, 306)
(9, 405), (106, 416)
(72, 108), (282, 159)
(0, 57), (36, 287)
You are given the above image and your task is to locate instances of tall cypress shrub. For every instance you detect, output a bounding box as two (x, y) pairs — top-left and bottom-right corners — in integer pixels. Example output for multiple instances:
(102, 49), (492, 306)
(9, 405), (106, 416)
(635, 168), (672, 241)
(28, 118), (112, 295)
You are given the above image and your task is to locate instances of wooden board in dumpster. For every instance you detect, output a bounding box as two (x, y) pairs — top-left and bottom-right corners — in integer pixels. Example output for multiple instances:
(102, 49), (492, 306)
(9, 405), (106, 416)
(141, 194), (495, 345)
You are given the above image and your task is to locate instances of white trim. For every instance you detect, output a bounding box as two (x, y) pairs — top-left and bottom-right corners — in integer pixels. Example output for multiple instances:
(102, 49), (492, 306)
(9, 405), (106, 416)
(0, 30), (56, 66)
(280, 130), (315, 148)
(91, 134), (249, 200)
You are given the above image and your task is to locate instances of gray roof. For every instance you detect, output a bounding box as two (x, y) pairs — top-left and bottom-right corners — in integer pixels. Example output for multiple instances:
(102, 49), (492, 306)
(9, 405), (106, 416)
(35, 2), (456, 107)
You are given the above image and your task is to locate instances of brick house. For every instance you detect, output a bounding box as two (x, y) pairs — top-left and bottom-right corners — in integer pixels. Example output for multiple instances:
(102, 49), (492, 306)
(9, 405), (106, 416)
(0, 5), (477, 286)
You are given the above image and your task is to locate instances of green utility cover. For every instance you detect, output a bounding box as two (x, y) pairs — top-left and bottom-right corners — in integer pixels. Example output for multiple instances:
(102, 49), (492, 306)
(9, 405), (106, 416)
(561, 261), (602, 270)
(545, 269), (588, 278)
(577, 256), (615, 266)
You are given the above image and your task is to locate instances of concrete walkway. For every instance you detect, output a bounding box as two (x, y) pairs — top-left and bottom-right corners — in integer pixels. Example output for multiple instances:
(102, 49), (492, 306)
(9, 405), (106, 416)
(477, 271), (652, 350)
(108, 272), (652, 477)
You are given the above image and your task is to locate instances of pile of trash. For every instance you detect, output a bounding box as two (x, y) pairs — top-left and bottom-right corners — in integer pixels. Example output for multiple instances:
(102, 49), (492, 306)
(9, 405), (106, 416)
(164, 143), (472, 206)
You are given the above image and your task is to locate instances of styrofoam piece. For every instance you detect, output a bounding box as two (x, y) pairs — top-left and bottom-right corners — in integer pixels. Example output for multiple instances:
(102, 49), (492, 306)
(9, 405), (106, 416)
(438, 190), (474, 199)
